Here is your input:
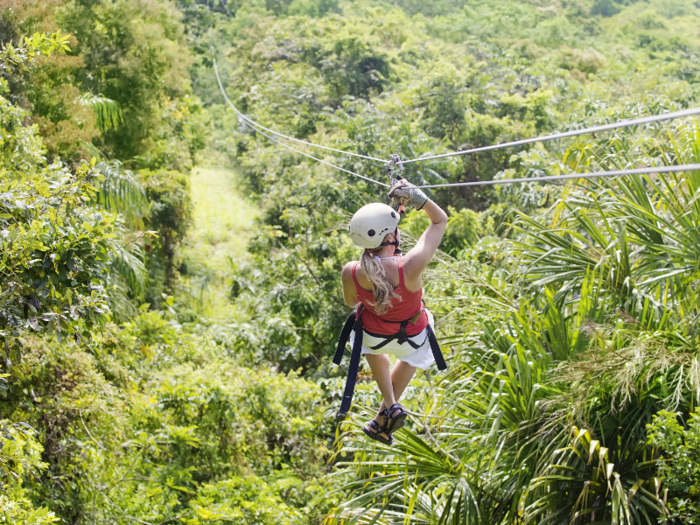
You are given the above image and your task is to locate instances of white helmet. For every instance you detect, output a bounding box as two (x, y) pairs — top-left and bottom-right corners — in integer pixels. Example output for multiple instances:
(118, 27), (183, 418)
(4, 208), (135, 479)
(349, 203), (400, 249)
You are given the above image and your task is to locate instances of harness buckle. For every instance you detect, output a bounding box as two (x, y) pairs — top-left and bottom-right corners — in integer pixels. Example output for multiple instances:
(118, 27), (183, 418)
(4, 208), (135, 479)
(396, 321), (409, 345)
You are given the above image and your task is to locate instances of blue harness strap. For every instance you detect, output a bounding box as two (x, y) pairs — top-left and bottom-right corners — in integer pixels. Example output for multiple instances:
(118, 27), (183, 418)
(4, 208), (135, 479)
(334, 305), (446, 421)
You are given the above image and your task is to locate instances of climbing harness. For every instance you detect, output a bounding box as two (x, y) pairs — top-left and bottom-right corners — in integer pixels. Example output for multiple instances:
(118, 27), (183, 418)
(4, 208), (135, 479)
(333, 305), (446, 421)
(365, 302), (426, 351)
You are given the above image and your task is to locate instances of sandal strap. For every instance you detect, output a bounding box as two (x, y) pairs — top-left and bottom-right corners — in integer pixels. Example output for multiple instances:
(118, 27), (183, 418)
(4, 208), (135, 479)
(388, 403), (406, 418)
(366, 419), (384, 434)
(385, 403), (408, 435)
(362, 422), (393, 445)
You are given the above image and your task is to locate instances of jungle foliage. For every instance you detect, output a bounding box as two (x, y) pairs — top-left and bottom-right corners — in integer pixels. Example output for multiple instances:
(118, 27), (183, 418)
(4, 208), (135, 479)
(3, 0), (700, 524)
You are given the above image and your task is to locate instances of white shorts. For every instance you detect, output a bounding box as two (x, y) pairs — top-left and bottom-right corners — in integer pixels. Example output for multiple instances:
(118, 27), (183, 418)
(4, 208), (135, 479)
(349, 310), (436, 370)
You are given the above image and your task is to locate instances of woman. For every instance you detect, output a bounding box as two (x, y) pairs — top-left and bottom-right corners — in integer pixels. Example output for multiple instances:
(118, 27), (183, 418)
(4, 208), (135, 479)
(341, 179), (448, 444)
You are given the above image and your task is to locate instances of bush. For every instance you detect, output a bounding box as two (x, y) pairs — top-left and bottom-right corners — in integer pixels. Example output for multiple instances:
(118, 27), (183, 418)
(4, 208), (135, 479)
(401, 206), (483, 256)
(648, 409), (700, 523)
(139, 168), (193, 295)
(188, 476), (302, 524)
(443, 206), (482, 254)
(0, 95), (45, 171)
(0, 421), (57, 525)
(591, 0), (621, 18)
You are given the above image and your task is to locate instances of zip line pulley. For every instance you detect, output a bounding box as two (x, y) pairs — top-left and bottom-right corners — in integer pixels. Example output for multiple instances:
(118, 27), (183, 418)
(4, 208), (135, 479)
(386, 154), (408, 216)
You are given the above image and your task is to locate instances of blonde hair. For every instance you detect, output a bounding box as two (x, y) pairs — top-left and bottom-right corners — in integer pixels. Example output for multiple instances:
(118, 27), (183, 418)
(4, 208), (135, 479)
(359, 234), (402, 315)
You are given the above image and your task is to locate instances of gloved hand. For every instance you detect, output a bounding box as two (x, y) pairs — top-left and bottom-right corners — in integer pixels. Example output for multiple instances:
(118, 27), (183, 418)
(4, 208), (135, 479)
(388, 178), (428, 211)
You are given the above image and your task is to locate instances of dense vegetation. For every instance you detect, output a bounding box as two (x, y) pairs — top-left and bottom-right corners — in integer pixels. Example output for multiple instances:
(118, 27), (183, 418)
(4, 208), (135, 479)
(3, 0), (700, 523)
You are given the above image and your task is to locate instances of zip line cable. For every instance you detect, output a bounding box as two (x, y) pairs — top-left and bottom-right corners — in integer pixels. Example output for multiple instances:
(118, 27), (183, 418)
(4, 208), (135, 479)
(248, 118), (389, 188)
(213, 59), (700, 190)
(214, 62), (389, 188)
(413, 163), (700, 189)
(214, 61), (389, 187)
(399, 106), (700, 166)
(239, 110), (386, 163)
(213, 60), (387, 164)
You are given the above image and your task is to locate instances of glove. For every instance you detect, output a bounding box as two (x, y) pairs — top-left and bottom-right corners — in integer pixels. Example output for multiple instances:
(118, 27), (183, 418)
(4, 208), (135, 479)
(388, 178), (428, 211)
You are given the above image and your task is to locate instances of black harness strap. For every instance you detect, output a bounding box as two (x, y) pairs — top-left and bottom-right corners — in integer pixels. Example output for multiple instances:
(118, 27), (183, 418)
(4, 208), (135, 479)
(334, 305), (447, 420)
(365, 305), (426, 350)
(426, 324), (446, 371)
(336, 307), (364, 421)
(333, 312), (357, 366)
(366, 326), (427, 351)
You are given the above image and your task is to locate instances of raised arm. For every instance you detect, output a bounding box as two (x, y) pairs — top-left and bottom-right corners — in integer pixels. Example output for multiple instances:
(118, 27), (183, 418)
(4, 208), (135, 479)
(402, 200), (447, 279)
(387, 179), (448, 286)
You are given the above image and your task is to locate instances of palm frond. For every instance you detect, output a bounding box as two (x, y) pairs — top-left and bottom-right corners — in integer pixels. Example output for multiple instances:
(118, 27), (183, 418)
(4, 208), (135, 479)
(103, 272), (138, 323)
(78, 92), (123, 131)
(94, 161), (147, 226)
(111, 240), (147, 300)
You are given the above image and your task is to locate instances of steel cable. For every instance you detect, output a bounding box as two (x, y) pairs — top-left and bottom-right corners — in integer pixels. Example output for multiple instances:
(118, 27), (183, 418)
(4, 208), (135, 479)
(413, 163), (700, 189)
(399, 106), (700, 166)
(247, 121), (389, 187)
(215, 62), (388, 187)
(214, 59), (700, 191)
(215, 62), (388, 188)
(213, 61), (387, 164)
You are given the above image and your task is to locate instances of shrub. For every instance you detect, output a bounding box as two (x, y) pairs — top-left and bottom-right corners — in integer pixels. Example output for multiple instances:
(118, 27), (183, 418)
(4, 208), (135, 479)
(0, 421), (57, 525)
(139, 168), (193, 295)
(188, 476), (302, 524)
(648, 409), (700, 523)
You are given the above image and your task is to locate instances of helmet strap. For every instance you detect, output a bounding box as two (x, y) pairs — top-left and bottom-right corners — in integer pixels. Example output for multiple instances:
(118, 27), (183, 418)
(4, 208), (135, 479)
(379, 228), (401, 254)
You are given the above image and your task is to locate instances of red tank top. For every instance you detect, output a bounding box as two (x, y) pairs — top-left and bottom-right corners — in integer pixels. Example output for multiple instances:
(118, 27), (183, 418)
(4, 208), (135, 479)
(352, 258), (428, 336)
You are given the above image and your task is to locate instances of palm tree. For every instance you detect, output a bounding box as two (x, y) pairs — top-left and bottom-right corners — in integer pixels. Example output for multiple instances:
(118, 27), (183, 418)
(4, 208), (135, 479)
(93, 161), (149, 318)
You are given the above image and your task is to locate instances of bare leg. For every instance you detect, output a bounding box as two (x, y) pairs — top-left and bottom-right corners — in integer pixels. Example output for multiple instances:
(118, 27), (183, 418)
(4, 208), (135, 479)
(365, 354), (396, 408)
(364, 355), (420, 441)
(364, 354), (395, 439)
(391, 360), (417, 404)
(377, 360), (417, 418)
